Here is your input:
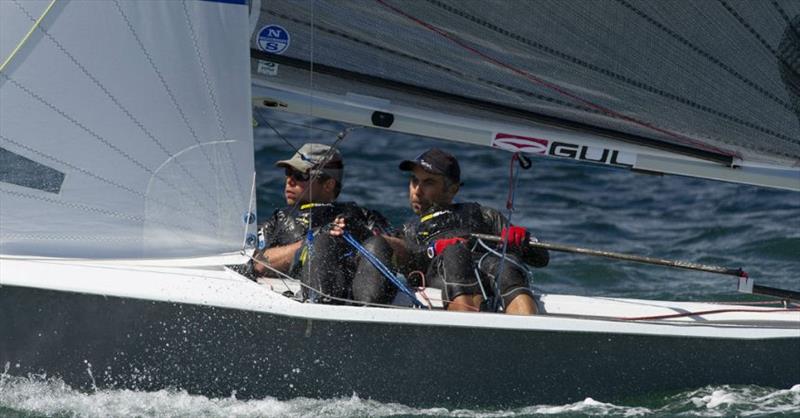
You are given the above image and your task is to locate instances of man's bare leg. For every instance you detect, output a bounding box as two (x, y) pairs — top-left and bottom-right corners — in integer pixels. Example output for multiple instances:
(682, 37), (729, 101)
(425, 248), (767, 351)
(505, 293), (537, 315)
(447, 294), (483, 312)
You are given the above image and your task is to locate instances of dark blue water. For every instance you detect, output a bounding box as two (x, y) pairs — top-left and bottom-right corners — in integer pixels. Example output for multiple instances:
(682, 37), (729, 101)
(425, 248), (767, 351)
(2, 112), (798, 416)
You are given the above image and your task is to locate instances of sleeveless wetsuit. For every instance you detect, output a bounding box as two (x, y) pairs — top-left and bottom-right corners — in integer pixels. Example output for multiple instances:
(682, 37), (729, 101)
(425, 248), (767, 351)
(400, 202), (549, 310)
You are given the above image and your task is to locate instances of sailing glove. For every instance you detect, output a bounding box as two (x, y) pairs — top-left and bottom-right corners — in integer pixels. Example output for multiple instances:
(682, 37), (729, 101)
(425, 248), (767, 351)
(501, 226), (529, 248)
(428, 237), (467, 258)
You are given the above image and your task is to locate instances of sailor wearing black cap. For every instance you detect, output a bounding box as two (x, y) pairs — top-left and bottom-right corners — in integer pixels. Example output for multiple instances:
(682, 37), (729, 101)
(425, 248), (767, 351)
(249, 143), (393, 304)
(383, 148), (549, 314)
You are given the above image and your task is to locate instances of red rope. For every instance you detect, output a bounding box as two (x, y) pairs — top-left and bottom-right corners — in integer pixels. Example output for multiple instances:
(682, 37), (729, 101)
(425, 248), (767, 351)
(619, 307), (800, 321)
(374, 0), (738, 159)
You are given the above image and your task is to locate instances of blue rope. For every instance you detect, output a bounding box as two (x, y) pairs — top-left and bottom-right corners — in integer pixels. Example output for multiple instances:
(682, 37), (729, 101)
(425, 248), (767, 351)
(341, 231), (427, 308)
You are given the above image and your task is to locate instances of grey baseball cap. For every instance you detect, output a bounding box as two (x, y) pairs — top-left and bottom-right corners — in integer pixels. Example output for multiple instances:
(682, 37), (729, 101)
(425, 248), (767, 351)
(275, 143), (344, 182)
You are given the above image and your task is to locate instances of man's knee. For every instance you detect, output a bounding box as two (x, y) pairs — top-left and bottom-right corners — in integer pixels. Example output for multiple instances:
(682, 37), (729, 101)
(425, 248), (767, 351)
(362, 235), (391, 259)
(352, 235), (396, 304)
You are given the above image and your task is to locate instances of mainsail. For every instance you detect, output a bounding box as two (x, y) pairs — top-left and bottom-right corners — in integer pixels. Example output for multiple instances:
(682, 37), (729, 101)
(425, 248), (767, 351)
(250, 0), (800, 191)
(0, 0), (255, 259)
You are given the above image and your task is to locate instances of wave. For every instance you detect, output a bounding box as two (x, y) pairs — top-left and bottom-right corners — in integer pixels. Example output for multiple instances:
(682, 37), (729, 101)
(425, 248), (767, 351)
(1, 375), (797, 417)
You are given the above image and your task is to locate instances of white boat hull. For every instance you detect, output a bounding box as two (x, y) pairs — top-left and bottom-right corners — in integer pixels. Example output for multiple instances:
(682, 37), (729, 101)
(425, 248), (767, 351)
(2, 257), (798, 407)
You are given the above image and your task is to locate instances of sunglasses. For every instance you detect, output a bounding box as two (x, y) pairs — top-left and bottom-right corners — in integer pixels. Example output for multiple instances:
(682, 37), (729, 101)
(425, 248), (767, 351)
(285, 167), (331, 183)
(284, 167), (311, 182)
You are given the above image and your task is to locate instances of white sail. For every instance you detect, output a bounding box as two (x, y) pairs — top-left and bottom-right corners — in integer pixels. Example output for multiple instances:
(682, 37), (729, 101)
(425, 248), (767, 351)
(0, 0), (255, 259)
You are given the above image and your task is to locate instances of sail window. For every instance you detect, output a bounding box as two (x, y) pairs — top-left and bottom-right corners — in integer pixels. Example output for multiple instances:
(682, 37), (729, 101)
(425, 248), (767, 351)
(0, 147), (65, 194)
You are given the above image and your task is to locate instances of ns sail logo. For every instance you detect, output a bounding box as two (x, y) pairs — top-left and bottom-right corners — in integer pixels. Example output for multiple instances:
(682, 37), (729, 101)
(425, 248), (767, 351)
(257, 24), (290, 55)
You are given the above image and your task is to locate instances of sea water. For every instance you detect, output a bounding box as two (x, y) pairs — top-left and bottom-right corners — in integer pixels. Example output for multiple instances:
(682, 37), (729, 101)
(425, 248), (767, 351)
(2, 114), (798, 417)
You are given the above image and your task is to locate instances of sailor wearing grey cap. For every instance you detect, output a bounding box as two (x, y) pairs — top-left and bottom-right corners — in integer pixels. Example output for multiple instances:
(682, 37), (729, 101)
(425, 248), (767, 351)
(380, 148), (549, 315)
(250, 143), (394, 305)
(274, 143), (344, 203)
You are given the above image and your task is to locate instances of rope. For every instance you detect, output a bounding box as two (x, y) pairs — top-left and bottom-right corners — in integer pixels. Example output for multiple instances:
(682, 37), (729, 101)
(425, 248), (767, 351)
(341, 231), (427, 308)
(242, 250), (407, 309)
(0, 0), (58, 72)
(619, 307), (800, 321)
(257, 112), (303, 155)
(490, 153), (523, 311)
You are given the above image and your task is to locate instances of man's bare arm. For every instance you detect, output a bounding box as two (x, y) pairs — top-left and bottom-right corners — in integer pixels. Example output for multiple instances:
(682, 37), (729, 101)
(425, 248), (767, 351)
(253, 240), (303, 275)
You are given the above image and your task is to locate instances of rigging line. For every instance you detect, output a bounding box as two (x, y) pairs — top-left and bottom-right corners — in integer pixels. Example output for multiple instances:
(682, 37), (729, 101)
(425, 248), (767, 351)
(292, 126), (355, 285)
(0, 0), (57, 73)
(256, 116), (341, 135)
(376, 0), (740, 159)
(309, 0), (316, 144)
(490, 154), (522, 311)
(254, 107), (302, 154)
(180, 0), (246, 204)
(269, 127), (356, 283)
(304, 2), (317, 279)
(342, 231), (427, 308)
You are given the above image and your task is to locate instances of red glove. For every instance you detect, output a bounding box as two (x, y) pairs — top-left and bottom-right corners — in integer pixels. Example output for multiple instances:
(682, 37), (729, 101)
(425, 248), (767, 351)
(432, 237), (466, 257)
(501, 226), (529, 247)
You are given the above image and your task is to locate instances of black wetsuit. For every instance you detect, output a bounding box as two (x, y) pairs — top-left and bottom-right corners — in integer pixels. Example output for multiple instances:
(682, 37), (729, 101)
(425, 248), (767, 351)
(256, 201), (392, 303)
(400, 202), (548, 310)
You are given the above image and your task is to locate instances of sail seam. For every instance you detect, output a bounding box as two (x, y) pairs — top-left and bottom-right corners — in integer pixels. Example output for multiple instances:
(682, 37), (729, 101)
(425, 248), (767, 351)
(11, 0), (222, 220)
(1, 74), (223, 222)
(113, 0), (238, 206)
(268, 4), (798, 154)
(262, 12), (605, 120)
(771, 1), (800, 49)
(421, 0), (800, 149)
(718, 0), (795, 78)
(379, 0), (744, 158)
(0, 187), (146, 223)
(255, 51), (760, 164)
(0, 186), (201, 248)
(0, 134), (200, 225)
(616, 0), (792, 112)
(0, 233), (141, 242)
(181, 0), (246, 205)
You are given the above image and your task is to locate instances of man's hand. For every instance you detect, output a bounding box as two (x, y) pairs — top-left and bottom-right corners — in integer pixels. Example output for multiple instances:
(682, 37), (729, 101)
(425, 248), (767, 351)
(328, 215), (347, 237)
(501, 226), (529, 248)
(431, 237), (466, 257)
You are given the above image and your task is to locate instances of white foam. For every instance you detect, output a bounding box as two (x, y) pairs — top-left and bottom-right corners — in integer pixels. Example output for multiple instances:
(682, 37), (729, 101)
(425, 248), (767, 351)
(1, 376), (799, 417)
(524, 397), (651, 416)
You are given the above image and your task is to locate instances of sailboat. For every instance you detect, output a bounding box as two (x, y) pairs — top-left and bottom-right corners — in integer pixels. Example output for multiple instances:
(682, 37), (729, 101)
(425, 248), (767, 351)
(2, 0), (798, 408)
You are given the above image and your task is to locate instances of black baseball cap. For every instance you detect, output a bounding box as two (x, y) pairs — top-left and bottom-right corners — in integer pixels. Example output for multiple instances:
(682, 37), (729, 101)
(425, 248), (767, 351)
(399, 148), (461, 185)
